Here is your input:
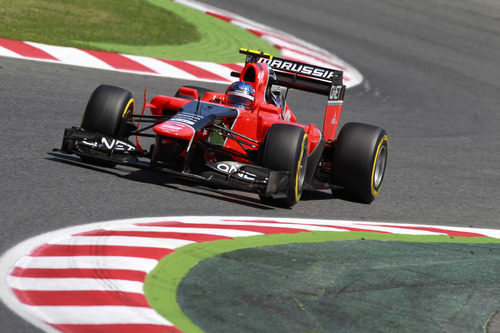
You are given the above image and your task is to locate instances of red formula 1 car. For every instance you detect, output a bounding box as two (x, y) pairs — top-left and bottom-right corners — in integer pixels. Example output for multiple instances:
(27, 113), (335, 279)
(58, 49), (388, 207)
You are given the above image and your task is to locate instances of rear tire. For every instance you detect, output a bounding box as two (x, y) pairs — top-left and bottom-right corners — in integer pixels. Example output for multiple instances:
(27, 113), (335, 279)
(260, 124), (308, 207)
(80, 85), (135, 167)
(331, 122), (388, 203)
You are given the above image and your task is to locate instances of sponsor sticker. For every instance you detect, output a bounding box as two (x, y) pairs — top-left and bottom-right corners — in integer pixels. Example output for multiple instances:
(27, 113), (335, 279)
(209, 161), (257, 181)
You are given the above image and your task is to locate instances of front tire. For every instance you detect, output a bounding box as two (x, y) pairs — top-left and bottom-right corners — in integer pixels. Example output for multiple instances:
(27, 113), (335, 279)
(81, 85), (135, 138)
(260, 124), (308, 207)
(331, 122), (388, 203)
(80, 85), (135, 167)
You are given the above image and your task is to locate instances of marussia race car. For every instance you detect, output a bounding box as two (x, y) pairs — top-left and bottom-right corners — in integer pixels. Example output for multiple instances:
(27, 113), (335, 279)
(57, 48), (388, 207)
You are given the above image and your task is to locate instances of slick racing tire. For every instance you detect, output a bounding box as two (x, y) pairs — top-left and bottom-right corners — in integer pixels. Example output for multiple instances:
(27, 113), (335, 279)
(260, 124), (308, 208)
(331, 122), (388, 203)
(82, 85), (135, 138)
(80, 85), (135, 167)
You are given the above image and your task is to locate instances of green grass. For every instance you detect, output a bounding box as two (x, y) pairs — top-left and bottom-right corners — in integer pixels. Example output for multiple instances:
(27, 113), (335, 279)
(0, 0), (278, 62)
(0, 0), (200, 45)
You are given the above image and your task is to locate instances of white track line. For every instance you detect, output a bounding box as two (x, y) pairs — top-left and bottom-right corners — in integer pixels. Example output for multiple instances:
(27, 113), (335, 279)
(7, 277), (144, 293)
(25, 306), (173, 325)
(100, 226), (263, 237)
(49, 236), (195, 249)
(14, 256), (158, 272)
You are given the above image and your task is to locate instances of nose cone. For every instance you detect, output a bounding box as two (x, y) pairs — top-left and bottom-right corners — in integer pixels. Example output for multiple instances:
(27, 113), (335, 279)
(153, 121), (195, 140)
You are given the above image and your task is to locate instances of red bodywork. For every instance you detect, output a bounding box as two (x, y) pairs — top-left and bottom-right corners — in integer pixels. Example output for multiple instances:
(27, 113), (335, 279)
(58, 49), (388, 206)
(58, 49), (352, 206)
(146, 61), (339, 163)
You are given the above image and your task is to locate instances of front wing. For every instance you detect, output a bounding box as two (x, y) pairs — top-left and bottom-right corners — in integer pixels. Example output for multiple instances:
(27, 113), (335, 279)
(56, 127), (290, 198)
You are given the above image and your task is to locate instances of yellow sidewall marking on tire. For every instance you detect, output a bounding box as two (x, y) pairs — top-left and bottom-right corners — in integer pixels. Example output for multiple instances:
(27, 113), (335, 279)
(122, 98), (135, 118)
(295, 134), (308, 202)
(370, 134), (388, 198)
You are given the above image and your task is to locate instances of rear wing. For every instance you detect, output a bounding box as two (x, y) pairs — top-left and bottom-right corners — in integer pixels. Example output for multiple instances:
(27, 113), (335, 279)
(239, 48), (344, 96)
(239, 48), (345, 141)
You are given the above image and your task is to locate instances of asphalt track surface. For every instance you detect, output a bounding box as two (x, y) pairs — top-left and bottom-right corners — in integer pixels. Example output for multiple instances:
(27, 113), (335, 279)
(1, 0), (499, 331)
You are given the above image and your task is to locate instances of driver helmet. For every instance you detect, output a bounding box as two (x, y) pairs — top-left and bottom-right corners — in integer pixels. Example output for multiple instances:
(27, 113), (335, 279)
(226, 81), (255, 109)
